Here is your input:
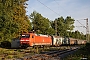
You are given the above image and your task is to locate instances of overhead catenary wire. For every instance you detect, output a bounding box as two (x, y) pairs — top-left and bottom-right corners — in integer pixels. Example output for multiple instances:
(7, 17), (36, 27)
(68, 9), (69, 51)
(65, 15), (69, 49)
(37, 0), (60, 16)
(28, 0), (88, 36)
(53, 0), (88, 35)
(76, 20), (86, 28)
(53, 0), (70, 15)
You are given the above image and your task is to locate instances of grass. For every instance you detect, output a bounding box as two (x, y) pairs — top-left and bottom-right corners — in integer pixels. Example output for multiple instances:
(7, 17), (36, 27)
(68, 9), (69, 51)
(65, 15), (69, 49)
(64, 43), (90, 60)
(0, 48), (25, 59)
(0, 47), (54, 59)
(0, 46), (80, 59)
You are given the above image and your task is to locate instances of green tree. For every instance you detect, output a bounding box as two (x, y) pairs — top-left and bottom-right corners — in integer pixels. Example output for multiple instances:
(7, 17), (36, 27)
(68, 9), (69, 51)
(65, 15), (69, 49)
(65, 16), (75, 30)
(30, 11), (54, 35)
(12, 0), (31, 34)
(0, 0), (31, 42)
(64, 16), (75, 36)
(51, 16), (75, 37)
(69, 31), (86, 40)
(57, 17), (65, 36)
(0, 0), (16, 42)
(89, 34), (90, 42)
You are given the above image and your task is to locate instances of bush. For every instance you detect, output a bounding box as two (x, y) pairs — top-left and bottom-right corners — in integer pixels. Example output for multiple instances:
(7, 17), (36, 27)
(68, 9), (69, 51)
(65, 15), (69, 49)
(1, 41), (11, 48)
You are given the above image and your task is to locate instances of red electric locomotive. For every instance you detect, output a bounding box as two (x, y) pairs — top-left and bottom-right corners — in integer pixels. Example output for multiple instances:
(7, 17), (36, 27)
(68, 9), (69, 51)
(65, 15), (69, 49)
(20, 33), (52, 47)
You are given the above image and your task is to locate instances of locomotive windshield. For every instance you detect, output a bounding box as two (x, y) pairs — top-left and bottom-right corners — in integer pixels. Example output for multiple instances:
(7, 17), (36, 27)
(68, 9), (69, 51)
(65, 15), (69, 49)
(21, 34), (30, 38)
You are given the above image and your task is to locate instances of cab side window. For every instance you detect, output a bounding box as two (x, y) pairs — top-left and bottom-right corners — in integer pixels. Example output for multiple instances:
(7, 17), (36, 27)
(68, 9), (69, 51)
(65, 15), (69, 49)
(32, 35), (34, 38)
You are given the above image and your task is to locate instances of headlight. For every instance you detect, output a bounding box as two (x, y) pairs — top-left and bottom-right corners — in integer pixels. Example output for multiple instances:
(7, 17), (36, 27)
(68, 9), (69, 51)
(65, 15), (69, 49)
(26, 40), (29, 41)
(20, 40), (24, 41)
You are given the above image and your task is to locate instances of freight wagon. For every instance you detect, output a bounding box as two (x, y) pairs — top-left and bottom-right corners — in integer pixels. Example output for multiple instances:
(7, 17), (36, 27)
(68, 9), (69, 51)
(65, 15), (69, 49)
(77, 39), (87, 45)
(51, 36), (63, 46)
(69, 38), (87, 45)
(62, 37), (70, 45)
(69, 38), (78, 45)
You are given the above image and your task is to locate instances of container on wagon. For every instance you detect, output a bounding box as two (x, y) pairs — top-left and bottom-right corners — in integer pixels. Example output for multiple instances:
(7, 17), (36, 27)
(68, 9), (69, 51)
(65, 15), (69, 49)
(52, 36), (63, 46)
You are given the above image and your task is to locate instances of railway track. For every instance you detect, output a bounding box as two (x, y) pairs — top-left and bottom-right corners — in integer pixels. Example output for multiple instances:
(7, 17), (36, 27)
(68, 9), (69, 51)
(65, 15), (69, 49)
(1, 46), (80, 60)
(15, 47), (79, 60)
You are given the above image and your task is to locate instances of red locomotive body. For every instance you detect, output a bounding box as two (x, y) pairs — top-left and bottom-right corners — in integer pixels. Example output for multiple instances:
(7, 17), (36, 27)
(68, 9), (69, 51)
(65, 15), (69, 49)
(20, 33), (52, 47)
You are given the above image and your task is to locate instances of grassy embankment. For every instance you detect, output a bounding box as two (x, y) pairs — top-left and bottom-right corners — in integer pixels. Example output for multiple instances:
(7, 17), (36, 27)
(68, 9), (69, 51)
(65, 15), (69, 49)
(0, 48), (30, 60)
(65, 43), (90, 60)
(0, 46), (64, 59)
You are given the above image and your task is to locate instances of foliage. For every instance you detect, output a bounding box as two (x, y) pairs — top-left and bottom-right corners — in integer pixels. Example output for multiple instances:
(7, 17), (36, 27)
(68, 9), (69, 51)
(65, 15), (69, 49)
(0, 41), (11, 48)
(0, 0), (88, 43)
(29, 11), (55, 35)
(29, 11), (88, 40)
(51, 16), (75, 37)
(65, 43), (90, 60)
(89, 34), (90, 41)
(0, 0), (31, 42)
(69, 31), (86, 40)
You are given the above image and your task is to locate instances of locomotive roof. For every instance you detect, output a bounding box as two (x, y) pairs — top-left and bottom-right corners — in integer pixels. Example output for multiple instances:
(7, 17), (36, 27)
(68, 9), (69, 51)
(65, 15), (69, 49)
(53, 36), (62, 38)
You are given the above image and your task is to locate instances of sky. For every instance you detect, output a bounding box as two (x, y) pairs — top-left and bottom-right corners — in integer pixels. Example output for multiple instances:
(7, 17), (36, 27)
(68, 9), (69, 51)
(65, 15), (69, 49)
(26, 0), (90, 34)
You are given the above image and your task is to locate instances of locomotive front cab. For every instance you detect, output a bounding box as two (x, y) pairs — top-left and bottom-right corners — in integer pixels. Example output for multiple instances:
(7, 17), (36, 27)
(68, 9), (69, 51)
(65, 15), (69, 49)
(20, 33), (30, 47)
